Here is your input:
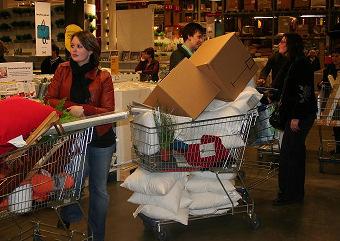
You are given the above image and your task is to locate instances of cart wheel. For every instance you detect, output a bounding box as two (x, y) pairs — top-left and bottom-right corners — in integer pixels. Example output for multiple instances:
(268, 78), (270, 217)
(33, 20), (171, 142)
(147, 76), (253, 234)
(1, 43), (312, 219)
(33, 234), (43, 241)
(142, 219), (153, 232)
(249, 213), (261, 230)
(155, 230), (167, 241)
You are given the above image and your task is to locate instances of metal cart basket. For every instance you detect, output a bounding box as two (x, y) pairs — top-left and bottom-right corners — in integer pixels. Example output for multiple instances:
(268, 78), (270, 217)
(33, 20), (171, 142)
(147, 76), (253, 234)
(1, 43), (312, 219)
(0, 126), (93, 241)
(316, 84), (340, 173)
(130, 109), (259, 241)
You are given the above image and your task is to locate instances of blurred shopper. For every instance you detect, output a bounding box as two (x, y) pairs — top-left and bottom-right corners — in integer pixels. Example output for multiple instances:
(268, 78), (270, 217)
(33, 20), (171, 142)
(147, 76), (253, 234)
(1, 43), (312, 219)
(0, 40), (8, 63)
(45, 31), (115, 241)
(41, 44), (64, 74)
(307, 49), (321, 72)
(135, 47), (159, 82)
(169, 22), (205, 70)
(256, 51), (289, 101)
(273, 33), (317, 206)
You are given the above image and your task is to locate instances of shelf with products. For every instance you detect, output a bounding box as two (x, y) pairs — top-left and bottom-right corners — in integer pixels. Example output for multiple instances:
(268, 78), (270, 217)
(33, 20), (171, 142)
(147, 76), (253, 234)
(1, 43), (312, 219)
(224, 7), (340, 57)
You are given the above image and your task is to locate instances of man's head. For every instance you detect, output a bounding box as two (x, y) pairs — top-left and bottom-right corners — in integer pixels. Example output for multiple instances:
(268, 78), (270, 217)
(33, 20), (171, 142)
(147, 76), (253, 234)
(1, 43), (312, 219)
(308, 49), (317, 58)
(181, 22), (205, 52)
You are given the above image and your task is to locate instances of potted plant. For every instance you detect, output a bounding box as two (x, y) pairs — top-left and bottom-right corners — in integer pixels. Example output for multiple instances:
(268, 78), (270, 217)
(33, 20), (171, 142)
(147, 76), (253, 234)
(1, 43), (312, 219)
(153, 110), (175, 161)
(88, 24), (97, 33)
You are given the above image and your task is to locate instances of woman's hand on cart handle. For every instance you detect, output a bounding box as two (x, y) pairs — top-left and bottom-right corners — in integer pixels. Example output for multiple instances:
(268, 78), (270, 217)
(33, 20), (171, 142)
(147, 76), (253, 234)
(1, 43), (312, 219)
(256, 78), (266, 86)
(67, 106), (85, 118)
(290, 119), (300, 132)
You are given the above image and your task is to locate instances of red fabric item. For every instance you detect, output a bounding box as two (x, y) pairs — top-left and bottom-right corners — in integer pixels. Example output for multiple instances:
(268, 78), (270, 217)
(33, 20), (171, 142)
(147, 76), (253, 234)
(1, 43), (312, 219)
(0, 96), (55, 155)
(185, 135), (229, 168)
(31, 174), (54, 201)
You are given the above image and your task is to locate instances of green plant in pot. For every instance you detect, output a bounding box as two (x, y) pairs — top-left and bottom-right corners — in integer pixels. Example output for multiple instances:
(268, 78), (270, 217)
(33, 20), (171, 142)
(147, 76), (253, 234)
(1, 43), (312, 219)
(153, 109), (175, 161)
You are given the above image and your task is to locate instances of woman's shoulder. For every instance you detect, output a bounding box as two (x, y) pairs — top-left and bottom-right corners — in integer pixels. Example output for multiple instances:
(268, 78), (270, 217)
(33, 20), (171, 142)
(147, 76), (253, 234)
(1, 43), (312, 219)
(58, 61), (71, 68)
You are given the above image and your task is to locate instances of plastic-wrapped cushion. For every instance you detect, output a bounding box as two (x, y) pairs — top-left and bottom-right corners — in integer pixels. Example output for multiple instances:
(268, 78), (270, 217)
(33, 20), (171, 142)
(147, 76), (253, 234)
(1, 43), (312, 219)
(0, 96), (55, 155)
(186, 175), (235, 194)
(189, 191), (241, 210)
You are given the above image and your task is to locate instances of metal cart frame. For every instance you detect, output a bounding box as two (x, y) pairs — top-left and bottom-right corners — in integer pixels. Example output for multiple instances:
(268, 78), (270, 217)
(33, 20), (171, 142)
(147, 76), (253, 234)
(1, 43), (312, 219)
(130, 109), (260, 241)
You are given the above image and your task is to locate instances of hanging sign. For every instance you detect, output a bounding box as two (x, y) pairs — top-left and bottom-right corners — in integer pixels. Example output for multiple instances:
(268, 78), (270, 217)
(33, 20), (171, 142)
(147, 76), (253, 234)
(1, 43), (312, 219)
(35, 2), (51, 56)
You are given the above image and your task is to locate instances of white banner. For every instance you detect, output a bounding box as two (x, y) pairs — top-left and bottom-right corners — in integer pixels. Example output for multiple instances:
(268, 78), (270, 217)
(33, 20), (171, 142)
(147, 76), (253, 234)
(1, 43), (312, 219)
(35, 2), (51, 56)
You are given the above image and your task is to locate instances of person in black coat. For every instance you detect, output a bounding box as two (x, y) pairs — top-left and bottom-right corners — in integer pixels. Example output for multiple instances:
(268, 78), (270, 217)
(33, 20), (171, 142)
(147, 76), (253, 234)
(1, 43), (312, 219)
(0, 40), (7, 63)
(307, 49), (321, 72)
(273, 33), (317, 206)
(41, 44), (64, 74)
(169, 22), (205, 70)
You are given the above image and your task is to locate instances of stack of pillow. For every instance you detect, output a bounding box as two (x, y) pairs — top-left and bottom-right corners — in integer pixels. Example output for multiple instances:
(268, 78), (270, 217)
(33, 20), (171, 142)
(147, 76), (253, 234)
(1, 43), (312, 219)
(121, 168), (241, 224)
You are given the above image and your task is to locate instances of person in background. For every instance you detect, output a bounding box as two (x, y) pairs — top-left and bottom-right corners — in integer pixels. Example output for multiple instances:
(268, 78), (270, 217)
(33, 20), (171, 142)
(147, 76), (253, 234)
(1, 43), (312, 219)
(45, 31), (115, 241)
(169, 22), (205, 70)
(135, 47), (159, 82)
(256, 51), (289, 101)
(273, 33), (317, 206)
(0, 40), (8, 63)
(41, 44), (64, 74)
(307, 49), (321, 72)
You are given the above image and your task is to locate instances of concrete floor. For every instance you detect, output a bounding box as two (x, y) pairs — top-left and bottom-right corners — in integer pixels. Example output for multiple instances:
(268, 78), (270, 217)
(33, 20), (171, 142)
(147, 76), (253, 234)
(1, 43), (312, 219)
(1, 124), (340, 241)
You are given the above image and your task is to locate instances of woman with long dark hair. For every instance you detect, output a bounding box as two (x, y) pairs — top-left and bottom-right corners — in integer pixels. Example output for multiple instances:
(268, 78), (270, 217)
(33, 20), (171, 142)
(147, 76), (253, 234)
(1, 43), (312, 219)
(273, 33), (317, 206)
(45, 31), (115, 240)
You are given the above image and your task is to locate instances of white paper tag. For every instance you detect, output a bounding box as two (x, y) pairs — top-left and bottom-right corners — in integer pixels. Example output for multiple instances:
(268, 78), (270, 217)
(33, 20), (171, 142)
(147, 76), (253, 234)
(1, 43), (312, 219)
(8, 135), (27, 148)
(200, 142), (215, 158)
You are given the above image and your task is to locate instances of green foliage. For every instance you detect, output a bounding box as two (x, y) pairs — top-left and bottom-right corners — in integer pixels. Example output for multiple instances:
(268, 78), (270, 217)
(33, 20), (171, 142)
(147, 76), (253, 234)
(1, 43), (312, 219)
(0, 23), (11, 31)
(153, 111), (175, 150)
(85, 13), (97, 22)
(57, 32), (65, 42)
(53, 5), (64, 14)
(0, 10), (11, 19)
(12, 8), (34, 16)
(88, 24), (97, 33)
(11, 21), (34, 28)
(54, 98), (80, 123)
(15, 34), (33, 42)
(55, 19), (65, 28)
(0, 36), (12, 43)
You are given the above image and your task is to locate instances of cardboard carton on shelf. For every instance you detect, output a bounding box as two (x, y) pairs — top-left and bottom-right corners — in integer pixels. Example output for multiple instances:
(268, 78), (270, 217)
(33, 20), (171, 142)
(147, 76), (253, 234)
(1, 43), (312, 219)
(277, 0), (292, 9)
(190, 32), (258, 101)
(144, 58), (220, 119)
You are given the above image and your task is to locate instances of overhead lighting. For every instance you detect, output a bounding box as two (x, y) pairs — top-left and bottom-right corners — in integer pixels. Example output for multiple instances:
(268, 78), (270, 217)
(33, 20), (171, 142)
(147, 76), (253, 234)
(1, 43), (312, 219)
(300, 15), (326, 18)
(254, 16), (277, 19)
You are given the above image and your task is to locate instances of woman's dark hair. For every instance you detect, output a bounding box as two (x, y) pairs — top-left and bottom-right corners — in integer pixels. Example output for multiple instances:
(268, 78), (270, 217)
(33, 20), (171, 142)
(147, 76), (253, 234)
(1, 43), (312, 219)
(71, 31), (101, 67)
(181, 22), (205, 42)
(144, 47), (155, 59)
(52, 44), (59, 55)
(0, 40), (7, 57)
(283, 32), (305, 60)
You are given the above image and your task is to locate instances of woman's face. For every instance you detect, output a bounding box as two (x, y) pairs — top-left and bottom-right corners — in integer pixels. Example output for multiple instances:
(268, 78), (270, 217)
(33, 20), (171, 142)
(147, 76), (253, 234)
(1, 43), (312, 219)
(279, 37), (288, 55)
(70, 36), (92, 66)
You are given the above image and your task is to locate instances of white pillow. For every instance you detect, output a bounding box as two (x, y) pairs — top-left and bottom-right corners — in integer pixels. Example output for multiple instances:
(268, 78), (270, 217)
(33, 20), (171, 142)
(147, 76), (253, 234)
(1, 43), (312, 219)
(191, 171), (236, 180)
(189, 204), (232, 216)
(120, 168), (187, 195)
(133, 111), (159, 155)
(229, 86), (262, 114)
(128, 180), (184, 213)
(180, 190), (193, 208)
(189, 191), (241, 210)
(186, 176), (235, 194)
(134, 205), (189, 225)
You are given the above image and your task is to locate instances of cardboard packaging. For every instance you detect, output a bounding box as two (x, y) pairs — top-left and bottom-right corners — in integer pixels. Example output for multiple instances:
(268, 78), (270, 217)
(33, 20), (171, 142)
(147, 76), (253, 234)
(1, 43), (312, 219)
(257, 0), (272, 10)
(144, 58), (220, 119)
(294, 0), (310, 8)
(277, 0), (292, 9)
(311, 0), (326, 8)
(227, 0), (240, 11)
(190, 32), (258, 101)
(244, 0), (257, 10)
(278, 16), (292, 34)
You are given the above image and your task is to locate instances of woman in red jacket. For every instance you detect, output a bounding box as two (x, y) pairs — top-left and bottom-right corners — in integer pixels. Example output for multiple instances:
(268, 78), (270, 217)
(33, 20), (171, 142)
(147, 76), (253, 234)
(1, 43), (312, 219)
(45, 31), (115, 241)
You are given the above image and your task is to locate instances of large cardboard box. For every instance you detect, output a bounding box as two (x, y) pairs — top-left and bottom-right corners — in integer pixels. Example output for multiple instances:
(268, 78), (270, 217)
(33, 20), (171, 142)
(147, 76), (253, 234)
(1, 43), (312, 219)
(278, 16), (292, 34)
(277, 0), (292, 9)
(144, 58), (220, 119)
(257, 0), (272, 10)
(190, 33), (258, 101)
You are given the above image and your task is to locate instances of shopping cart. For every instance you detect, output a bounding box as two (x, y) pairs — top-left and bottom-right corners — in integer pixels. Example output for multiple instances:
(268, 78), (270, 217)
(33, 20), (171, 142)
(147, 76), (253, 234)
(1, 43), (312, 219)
(130, 109), (259, 241)
(244, 87), (281, 188)
(315, 84), (340, 173)
(0, 111), (93, 241)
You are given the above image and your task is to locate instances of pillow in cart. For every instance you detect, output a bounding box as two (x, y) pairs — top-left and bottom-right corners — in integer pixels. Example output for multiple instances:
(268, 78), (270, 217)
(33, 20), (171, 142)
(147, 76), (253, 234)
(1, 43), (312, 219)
(0, 96), (55, 155)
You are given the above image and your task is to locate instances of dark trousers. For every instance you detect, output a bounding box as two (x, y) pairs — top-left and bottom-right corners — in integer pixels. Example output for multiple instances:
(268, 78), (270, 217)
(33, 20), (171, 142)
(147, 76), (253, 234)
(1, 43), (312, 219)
(278, 115), (315, 200)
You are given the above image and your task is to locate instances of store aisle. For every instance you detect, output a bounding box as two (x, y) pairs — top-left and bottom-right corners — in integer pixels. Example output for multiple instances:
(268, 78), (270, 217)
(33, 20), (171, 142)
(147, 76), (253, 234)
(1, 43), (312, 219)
(1, 124), (340, 241)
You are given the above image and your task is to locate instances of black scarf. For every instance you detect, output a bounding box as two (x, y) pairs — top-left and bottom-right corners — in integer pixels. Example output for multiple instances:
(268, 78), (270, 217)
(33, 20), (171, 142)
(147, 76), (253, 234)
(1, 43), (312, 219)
(70, 59), (95, 104)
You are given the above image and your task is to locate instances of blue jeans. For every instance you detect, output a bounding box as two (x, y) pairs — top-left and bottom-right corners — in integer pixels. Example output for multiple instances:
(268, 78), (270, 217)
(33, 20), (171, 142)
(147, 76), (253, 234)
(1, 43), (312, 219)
(61, 143), (115, 241)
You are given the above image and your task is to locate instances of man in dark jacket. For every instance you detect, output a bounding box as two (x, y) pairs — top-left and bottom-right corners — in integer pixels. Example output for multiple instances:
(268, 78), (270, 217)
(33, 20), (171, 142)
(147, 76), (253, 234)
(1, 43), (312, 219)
(169, 22), (205, 70)
(41, 44), (64, 74)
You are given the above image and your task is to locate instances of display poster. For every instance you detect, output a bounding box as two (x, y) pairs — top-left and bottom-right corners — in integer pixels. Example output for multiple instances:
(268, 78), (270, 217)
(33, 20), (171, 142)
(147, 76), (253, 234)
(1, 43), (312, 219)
(35, 2), (51, 56)
(0, 62), (35, 97)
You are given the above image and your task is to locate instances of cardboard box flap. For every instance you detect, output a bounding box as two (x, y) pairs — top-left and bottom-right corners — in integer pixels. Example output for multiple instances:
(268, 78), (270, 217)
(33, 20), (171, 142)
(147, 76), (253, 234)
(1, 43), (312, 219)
(190, 33), (235, 65)
(144, 58), (220, 119)
(191, 32), (258, 101)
